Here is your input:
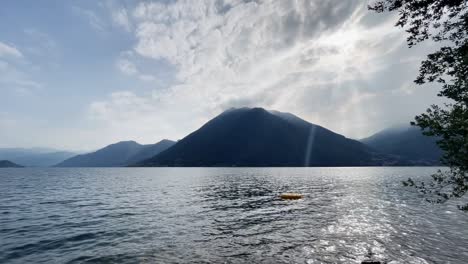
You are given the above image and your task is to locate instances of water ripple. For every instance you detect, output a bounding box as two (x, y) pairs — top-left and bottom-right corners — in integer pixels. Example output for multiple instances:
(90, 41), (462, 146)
(0, 167), (467, 263)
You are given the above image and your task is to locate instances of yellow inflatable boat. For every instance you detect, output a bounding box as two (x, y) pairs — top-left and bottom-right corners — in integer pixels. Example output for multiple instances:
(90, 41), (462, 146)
(280, 193), (303, 200)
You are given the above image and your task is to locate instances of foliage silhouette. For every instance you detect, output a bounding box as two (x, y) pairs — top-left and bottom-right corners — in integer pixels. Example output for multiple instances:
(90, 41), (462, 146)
(369, 0), (468, 209)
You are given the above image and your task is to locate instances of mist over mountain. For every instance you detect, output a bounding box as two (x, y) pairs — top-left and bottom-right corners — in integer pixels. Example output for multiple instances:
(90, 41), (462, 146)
(56, 140), (175, 167)
(0, 148), (76, 167)
(137, 108), (389, 167)
(361, 125), (443, 165)
(0, 160), (23, 168)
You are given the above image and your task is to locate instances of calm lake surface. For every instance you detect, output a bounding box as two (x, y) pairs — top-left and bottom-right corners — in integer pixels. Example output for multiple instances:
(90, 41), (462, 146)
(0, 167), (467, 264)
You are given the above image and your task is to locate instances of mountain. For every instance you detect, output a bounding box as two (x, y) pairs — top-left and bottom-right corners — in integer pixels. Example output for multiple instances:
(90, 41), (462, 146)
(56, 140), (175, 167)
(0, 148), (76, 167)
(360, 125), (443, 165)
(137, 107), (389, 167)
(0, 160), (23, 168)
(124, 139), (177, 165)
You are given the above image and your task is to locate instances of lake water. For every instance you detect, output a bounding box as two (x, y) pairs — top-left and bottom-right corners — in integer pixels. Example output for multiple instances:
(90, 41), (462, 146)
(0, 167), (467, 264)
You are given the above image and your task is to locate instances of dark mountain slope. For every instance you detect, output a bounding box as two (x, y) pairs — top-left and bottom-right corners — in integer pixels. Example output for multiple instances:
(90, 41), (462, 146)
(361, 126), (443, 164)
(56, 141), (143, 167)
(0, 160), (23, 168)
(139, 108), (384, 167)
(125, 139), (176, 165)
(56, 140), (175, 167)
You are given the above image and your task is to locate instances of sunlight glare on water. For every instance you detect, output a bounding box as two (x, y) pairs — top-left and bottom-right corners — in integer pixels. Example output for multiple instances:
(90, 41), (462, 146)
(0, 167), (467, 264)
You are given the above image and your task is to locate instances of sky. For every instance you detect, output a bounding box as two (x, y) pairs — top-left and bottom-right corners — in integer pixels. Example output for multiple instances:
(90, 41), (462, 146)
(0, 0), (445, 151)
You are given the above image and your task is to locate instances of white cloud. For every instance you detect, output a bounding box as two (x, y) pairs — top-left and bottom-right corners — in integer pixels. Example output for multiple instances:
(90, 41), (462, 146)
(0, 41), (23, 58)
(88, 0), (441, 144)
(112, 8), (132, 31)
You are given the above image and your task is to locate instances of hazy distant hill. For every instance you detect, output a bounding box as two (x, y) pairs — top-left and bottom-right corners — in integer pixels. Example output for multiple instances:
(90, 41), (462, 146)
(0, 160), (23, 168)
(56, 140), (175, 167)
(0, 148), (76, 167)
(137, 107), (388, 167)
(361, 126), (443, 165)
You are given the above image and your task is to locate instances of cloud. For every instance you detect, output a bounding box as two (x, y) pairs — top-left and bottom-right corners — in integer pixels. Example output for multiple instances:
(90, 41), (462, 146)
(128, 0), (402, 100)
(0, 41), (23, 58)
(112, 7), (132, 32)
(116, 58), (138, 75)
(73, 3), (137, 34)
(115, 53), (158, 82)
(73, 6), (106, 32)
(86, 0), (442, 145)
(0, 40), (42, 96)
(87, 90), (204, 144)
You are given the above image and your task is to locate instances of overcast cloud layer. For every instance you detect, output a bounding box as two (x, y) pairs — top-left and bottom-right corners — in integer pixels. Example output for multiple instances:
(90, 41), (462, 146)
(0, 0), (443, 151)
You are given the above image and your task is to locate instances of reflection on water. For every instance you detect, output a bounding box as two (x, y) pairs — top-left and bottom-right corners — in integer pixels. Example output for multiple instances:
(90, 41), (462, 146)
(0, 167), (467, 263)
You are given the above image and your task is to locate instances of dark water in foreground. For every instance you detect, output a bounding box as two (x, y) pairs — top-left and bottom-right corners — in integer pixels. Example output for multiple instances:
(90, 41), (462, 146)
(0, 167), (467, 264)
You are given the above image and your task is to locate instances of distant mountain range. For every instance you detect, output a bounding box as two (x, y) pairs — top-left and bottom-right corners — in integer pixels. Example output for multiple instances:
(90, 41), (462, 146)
(0, 148), (76, 167)
(55, 140), (175, 167)
(137, 108), (392, 167)
(0, 160), (23, 168)
(360, 125), (442, 165)
(0, 108), (443, 168)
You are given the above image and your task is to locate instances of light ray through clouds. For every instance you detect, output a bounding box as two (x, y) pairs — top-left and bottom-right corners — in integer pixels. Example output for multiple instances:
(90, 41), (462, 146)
(304, 125), (317, 167)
